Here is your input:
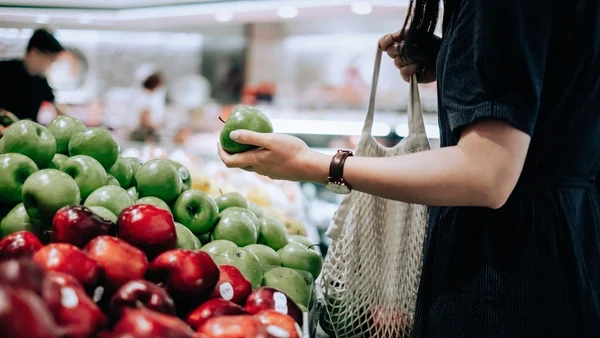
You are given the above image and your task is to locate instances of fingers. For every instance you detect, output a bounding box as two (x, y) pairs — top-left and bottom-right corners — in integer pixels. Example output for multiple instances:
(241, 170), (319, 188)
(217, 142), (260, 170)
(229, 130), (271, 147)
(400, 63), (424, 82)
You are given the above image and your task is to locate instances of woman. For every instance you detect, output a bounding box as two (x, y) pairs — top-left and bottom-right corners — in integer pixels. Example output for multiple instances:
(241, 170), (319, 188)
(218, 0), (600, 336)
(130, 70), (166, 143)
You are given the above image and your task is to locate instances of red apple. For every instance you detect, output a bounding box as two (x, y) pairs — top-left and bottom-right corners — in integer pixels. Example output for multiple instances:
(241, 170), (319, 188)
(42, 271), (108, 338)
(186, 298), (246, 330)
(44, 271), (83, 289)
(245, 287), (303, 325)
(118, 204), (177, 258)
(255, 310), (302, 338)
(33, 243), (101, 287)
(51, 205), (115, 248)
(369, 306), (412, 338)
(110, 279), (175, 317)
(0, 258), (46, 295)
(209, 265), (252, 305)
(0, 230), (43, 261)
(84, 236), (148, 289)
(149, 249), (219, 298)
(112, 308), (195, 338)
(197, 315), (275, 338)
(0, 285), (60, 338)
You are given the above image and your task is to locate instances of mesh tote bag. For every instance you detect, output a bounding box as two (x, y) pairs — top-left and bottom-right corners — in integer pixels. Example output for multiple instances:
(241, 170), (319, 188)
(319, 45), (430, 338)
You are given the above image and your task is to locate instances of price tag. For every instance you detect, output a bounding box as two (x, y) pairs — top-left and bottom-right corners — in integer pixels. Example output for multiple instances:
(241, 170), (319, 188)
(219, 283), (234, 301)
(273, 292), (288, 314)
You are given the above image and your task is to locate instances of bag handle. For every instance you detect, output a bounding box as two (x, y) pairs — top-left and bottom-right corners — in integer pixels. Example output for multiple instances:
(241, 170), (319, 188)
(361, 44), (427, 138)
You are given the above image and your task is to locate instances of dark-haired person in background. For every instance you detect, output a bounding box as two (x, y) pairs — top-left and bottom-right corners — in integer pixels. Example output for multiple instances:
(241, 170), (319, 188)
(0, 28), (67, 122)
(130, 70), (166, 143)
(217, 0), (600, 337)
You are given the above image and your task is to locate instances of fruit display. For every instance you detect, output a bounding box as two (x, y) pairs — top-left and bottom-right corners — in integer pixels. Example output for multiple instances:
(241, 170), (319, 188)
(0, 112), (322, 337)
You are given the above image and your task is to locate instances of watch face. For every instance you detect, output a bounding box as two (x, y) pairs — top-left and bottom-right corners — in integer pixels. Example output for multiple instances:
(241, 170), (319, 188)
(326, 182), (351, 194)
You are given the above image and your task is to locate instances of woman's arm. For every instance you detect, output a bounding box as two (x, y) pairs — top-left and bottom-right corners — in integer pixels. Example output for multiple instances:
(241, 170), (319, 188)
(218, 119), (530, 209)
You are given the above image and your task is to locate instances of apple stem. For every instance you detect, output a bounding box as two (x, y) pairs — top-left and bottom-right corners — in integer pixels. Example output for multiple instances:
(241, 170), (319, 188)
(218, 117), (226, 124)
(135, 300), (145, 309)
(219, 189), (223, 196)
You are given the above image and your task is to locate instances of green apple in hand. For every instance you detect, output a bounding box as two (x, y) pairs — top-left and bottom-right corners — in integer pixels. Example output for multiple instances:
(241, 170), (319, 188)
(22, 169), (80, 225)
(0, 153), (39, 206)
(215, 192), (248, 212)
(173, 189), (218, 235)
(169, 160), (192, 191)
(219, 106), (273, 154)
(59, 155), (108, 201)
(213, 247), (263, 289)
(107, 174), (120, 186)
(48, 154), (69, 169)
(136, 197), (171, 212)
(262, 266), (311, 307)
(175, 222), (202, 250)
(248, 201), (264, 218)
(88, 206), (117, 223)
(257, 217), (288, 251)
(279, 242), (323, 280)
(2, 120), (56, 168)
(0, 203), (35, 237)
(0, 138), (3, 154)
(245, 244), (281, 266)
(200, 239), (238, 256)
(123, 157), (142, 175)
(84, 185), (135, 218)
(127, 187), (139, 200)
(68, 128), (119, 171)
(135, 159), (182, 203)
(109, 156), (134, 188)
(288, 235), (314, 248)
(46, 115), (86, 154)
(212, 213), (257, 247)
(220, 207), (258, 225)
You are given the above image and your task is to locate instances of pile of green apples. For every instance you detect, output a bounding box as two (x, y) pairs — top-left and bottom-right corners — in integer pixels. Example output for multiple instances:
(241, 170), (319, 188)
(0, 113), (322, 311)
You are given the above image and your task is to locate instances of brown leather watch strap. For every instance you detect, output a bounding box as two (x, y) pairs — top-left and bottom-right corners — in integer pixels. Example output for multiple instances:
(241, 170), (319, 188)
(329, 150), (353, 183)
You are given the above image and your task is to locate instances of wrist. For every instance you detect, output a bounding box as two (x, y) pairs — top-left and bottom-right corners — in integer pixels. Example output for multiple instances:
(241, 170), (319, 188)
(304, 151), (331, 184)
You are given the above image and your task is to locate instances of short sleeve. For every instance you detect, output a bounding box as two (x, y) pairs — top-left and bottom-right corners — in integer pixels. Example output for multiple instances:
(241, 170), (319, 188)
(440, 0), (555, 137)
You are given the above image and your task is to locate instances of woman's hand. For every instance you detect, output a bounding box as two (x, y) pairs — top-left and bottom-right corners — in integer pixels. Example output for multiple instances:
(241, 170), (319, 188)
(378, 31), (437, 83)
(217, 130), (330, 183)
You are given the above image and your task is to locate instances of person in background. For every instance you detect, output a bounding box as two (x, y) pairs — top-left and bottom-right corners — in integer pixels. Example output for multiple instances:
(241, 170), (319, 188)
(0, 28), (68, 122)
(129, 67), (166, 143)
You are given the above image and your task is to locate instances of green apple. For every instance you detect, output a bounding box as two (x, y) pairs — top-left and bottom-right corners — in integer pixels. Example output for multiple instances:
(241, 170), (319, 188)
(88, 206), (117, 223)
(298, 304), (308, 312)
(220, 207), (258, 225)
(107, 174), (120, 186)
(0, 153), (39, 206)
(123, 157), (142, 175)
(279, 242), (323, 280)
(68, 128), (119, 171)
(219, 106), (273, 154)
(127, 187), (139, 200)
(288, 234), (314, 248)
(213, 248), (263, 289)
(22, 169), (80, 225)
(108, 156), (134, 188)
(262, 266), (311, 307)
(200, 239), (238, 256)
(136, 197), (171, 212)
(248, 201), (264, 218)
(2, 120), (56, 168)
(0, 138), (3, 154)
(169, 160), (192, 191)
(84, 185), (135, 218)
(0, 203), (36, 237)
(175, 222), (202, 250)
(257, 217), (288, 251)
(173, 189), (218, 235)
(59, 155), (108, 201)
(135, 159), (182, 203)
(46, 115), (86, 154)
(212, 213), (257, 247)
(245, 244), (281, 266)
(215, 192), (248, 212)
(48, 154), (69, 169)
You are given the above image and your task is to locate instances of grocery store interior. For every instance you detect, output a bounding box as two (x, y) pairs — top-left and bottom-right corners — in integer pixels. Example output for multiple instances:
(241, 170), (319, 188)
(1, 0), (442, 255)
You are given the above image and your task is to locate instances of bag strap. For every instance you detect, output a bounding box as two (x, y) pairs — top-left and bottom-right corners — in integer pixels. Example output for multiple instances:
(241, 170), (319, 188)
(361, 44), (428, 138)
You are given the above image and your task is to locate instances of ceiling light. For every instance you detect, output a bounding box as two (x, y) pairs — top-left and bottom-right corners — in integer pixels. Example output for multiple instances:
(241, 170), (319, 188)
(77, 14), (92, 24)
(351, 1), (373, 15)
(277, 5), (299, 19)
(214, 11), (233, 22)
(35, 14), (50, 24)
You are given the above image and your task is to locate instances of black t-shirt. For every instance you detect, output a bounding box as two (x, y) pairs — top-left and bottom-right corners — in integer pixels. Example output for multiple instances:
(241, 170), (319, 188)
(0, 59), (55, 122)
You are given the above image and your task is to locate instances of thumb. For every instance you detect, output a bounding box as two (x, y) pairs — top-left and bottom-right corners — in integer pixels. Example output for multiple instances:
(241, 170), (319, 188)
(229, 130), (271, 147)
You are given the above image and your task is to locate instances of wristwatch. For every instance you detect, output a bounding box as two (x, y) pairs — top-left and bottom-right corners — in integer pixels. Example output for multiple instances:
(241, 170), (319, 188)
(325, 150), (354, 194)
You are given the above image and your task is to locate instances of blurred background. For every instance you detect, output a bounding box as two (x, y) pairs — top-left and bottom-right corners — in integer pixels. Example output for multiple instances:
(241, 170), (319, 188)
(0, 0), (442, 253)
